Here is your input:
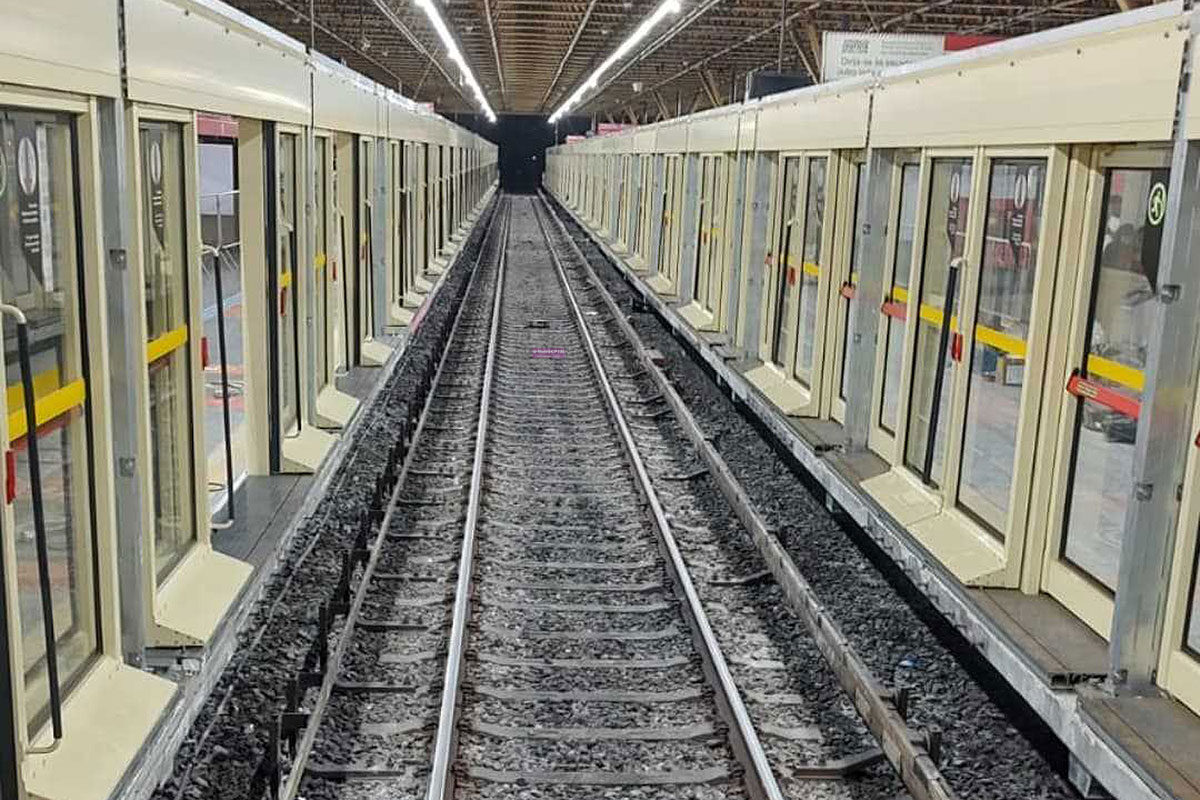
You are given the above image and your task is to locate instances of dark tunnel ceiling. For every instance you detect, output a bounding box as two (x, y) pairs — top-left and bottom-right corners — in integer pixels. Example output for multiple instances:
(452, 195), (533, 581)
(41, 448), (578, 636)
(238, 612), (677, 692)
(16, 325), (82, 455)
(228, 0), (1136, 120)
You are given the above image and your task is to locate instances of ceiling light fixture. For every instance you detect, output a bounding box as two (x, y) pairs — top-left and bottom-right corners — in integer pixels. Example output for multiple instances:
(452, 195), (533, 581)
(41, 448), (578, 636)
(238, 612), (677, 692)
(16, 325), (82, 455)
(413, 0), (497, 122)
(549, 0), (681, 124)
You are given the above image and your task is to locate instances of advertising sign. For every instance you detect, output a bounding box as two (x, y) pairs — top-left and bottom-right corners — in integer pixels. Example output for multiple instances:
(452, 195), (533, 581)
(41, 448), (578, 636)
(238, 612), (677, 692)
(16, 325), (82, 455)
(596, 122), (631, 136)
(821, 32), (1004, 81)
(13, 119), (54, 290)
(822, 32), (945, 81)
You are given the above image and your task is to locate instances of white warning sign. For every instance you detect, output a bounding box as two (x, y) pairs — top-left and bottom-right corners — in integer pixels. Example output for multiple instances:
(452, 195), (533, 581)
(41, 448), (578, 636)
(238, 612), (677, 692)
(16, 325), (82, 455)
(821, 32), (945, 81)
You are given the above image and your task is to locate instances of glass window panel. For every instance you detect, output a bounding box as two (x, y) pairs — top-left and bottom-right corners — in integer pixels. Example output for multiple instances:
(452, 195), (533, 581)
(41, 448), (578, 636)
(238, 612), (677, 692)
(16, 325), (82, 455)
(141, 121), (197, 580)
(657, 157), (679, 283)
(839, 164), (867, 400)
(880, 164), (921, 434)
(198, 142), (244, 513)
(435, 146), (444, 249)
(794, 157), (827, 385)
(770, 157), (802, 366)
(905, 158), (973, 486)
(1062, 167), (1166, 590)
(278, 133), (299, 434)
(957, 159), (1047, 534)
(624, 155), (633, 242)
(692, 158), (710, 302)
(390, 144), (401, 306)
(705, 158), (728, 315)
(358, 140), (374, 342)
(315, 139), (329, 390)
(0, 109), (98, 735)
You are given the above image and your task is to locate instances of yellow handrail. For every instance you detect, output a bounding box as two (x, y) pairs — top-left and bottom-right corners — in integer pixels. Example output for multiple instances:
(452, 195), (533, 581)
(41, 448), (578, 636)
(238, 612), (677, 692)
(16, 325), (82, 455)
(146, 325), (189, 365)
(8, 379), (87, 442)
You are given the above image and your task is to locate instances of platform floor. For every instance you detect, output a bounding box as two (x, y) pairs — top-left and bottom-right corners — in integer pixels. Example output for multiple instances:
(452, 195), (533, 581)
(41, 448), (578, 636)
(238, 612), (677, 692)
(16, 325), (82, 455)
(212, 475), (312, 568)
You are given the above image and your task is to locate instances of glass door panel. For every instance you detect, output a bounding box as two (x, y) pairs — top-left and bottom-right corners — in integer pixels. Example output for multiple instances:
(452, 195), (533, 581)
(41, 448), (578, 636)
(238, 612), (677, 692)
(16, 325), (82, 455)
(768, 156), (802, 366)
(691, 157), (711, 302)
(702, 156), (729, 318)
(404, 143), (416, 293)
(357, 138), (374, 346)
(616, 155), (628, 245)
(0, 108), (98, 735)
(447, 148), (455, 237)
(436, 146), (445, 251)
(794, 157), (827, 386)
(879, 164), (921, 434)
(904, 158), (973, 487)
(423, 144), (433, 268)
(314, 137), (330, 391)
(656, 156), (681, 286)
(197, 141), (244, 510)
(396, 142), (406, 305)
(140, 120), (197, 581)
(837, 163), (867, 402)
(276, 132), (300, 436)
(1059, 166), (1166, 590)
(389, 142), (401, 308)
(957, 159), (1047, 533)
(330, 138), (351, 376)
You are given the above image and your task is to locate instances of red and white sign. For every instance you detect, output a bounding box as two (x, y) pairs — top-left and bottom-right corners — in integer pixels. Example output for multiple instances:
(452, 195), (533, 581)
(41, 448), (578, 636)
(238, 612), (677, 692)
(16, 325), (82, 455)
(596, 122), (631, 136)
(197, 113), (238, 139)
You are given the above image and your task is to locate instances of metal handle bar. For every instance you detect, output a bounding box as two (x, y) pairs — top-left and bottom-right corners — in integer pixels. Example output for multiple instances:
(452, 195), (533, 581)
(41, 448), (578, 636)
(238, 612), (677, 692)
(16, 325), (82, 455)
(0, 303), (62, 753)
(921, 259), (962, 486)
(202, 246), (236, 529)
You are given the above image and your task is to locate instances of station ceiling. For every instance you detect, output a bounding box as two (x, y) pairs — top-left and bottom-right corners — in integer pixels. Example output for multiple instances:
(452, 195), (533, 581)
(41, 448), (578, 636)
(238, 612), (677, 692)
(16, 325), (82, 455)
(230, 0), (1135, 120)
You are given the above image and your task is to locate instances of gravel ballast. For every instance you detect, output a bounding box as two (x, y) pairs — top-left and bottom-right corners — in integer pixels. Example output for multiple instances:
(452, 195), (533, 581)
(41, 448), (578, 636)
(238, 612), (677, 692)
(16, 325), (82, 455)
(150, 199), (498, 800)
(545, 191), (1078, 800)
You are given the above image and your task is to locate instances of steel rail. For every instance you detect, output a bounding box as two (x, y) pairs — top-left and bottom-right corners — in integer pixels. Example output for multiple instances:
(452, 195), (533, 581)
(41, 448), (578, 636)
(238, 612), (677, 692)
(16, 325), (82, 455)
(530, 197), (785, 800)
(538, 189), (960, 800)
(424, 201), (512, 800)
(277, 198), (506, 800)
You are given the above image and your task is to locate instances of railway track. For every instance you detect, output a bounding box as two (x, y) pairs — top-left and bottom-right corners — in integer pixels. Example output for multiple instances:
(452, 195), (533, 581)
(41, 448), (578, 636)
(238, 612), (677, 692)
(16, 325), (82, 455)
(273, 193), (955, 800)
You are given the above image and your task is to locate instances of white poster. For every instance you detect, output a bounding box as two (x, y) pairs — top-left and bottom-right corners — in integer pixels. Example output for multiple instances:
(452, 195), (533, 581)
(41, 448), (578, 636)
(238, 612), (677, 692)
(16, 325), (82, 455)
(821, 32), (945, 81)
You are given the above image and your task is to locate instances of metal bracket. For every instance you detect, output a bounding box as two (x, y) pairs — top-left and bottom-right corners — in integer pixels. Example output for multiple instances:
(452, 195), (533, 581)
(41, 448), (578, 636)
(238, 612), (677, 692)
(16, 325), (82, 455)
(1158, 284), (1181, 303)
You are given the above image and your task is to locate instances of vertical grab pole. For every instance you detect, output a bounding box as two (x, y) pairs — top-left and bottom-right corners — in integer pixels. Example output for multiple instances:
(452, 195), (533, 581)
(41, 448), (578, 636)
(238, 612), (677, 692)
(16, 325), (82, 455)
(208, 240), (236, 526)
(921, 261), (960, 486)
(0, 303), (62, 749)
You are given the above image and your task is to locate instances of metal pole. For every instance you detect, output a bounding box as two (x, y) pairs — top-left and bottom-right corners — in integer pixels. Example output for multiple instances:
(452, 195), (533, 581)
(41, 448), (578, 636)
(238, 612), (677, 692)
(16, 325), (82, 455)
(210, 236), (236, 525)
(777, 0), (787, 71)
(97, 96), (148, 666)
(1109, 7), (1200, 691)
(922, 262), (959, 486)
(0, 305), (63, 748)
